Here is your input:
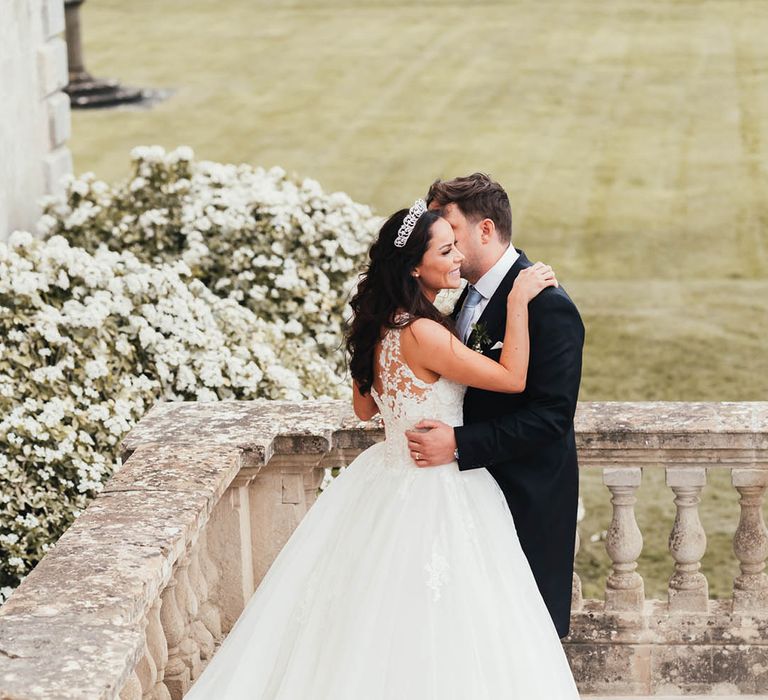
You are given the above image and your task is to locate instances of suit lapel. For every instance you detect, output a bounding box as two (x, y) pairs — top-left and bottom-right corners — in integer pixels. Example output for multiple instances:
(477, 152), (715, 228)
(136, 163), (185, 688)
(468, 248), (532, 353)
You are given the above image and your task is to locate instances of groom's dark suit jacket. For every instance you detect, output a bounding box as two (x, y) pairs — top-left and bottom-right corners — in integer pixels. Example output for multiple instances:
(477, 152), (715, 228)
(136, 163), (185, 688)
(452, 249), (585, 639)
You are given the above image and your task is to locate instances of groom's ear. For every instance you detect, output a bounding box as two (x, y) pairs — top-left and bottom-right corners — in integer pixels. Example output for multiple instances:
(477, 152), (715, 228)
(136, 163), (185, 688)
(478, 217), (496, 243)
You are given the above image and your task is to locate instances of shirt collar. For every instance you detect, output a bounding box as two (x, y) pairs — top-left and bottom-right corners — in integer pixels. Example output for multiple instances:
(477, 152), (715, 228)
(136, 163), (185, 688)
(473, 244), (520, 300)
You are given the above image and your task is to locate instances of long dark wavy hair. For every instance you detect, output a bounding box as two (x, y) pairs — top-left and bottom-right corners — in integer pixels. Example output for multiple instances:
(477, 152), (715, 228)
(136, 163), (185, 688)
(345, 207), (457, 395)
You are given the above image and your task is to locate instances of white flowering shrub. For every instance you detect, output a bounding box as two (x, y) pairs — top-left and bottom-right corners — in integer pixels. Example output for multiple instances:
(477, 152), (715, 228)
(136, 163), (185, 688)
(39, 146), (381, 373)
(0, 231), (349, 601)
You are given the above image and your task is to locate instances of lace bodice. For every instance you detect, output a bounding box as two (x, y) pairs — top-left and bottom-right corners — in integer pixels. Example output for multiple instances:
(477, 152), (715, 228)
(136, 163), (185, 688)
(370, 313), (466, 466)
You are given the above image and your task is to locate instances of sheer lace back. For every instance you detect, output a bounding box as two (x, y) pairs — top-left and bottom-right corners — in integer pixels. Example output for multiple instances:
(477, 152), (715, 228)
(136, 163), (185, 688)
(370, 312), (466, 465)
(372, 312), (431, 415)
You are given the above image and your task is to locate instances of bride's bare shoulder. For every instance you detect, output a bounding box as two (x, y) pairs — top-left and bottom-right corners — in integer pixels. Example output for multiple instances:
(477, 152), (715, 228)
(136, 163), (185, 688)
(403, 317), (454, 347)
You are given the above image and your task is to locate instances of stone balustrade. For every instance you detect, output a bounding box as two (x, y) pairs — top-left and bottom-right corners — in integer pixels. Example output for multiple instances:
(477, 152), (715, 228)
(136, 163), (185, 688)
(0, 401), (766, 698)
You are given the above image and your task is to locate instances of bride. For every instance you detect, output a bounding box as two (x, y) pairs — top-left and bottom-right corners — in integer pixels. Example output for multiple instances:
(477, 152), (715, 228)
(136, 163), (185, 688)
(184, 200), (581, 699)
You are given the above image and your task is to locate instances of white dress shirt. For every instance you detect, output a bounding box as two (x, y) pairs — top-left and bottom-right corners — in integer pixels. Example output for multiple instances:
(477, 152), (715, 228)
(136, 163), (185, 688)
(463, 243), (520, 331)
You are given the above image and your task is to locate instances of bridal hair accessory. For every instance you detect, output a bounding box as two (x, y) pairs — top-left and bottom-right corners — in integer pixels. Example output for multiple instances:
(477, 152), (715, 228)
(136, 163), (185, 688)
(394, 199), (427, 248)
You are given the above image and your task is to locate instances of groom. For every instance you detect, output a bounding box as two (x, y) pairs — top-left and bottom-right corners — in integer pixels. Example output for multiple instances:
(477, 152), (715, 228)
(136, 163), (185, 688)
(405, 173), (585, 639)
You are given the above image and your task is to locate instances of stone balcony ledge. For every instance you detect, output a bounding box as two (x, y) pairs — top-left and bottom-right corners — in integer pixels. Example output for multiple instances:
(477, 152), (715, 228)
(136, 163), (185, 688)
(120, 400), (768, 464)
(0, 401), (767, 699)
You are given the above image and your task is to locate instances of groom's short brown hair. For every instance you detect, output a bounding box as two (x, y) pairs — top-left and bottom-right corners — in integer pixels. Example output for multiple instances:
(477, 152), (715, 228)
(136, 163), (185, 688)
(426, 173), (512, 243)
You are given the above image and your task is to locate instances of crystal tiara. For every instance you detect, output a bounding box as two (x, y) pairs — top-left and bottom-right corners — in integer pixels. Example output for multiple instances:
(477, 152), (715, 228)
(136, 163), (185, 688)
(393, 199), (427, 248)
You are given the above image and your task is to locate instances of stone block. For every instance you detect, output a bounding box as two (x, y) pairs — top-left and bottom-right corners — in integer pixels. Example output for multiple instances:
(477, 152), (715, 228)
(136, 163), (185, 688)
(568, 602), (647, 643)
(651, 643), (714, 695)
(0, 490), (205, 623)
(710, 645), (768, 695)
(42, 0), (65, 38)
(733, 586), (768, 613)
(574, 401), (768, 460)
(120, 399), (355, 465)
(606, 585), (646, 612)
(0, 615), (144, 699)
(603, 466), (641, 487)
(37, 37), (68, 97)
(564, 641), (651, 695)
(247, 469), (307, 585)
(42, 145), (73, 194)
(105, 443), (243, 501)
(668, 585), (709, 613)
(204, 488), (254, 633)
(665, 466), (707, 488)
(646, 599), (768, 646)
(46, 90), (71, 148)
(652, 643), (768, 695)
(567, 600), (768, 694)
(733, 468), (768, 488)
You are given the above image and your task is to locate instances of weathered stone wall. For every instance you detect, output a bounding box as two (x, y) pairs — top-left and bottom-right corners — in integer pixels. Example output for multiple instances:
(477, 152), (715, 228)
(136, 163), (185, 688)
(0, 0), (72, 241)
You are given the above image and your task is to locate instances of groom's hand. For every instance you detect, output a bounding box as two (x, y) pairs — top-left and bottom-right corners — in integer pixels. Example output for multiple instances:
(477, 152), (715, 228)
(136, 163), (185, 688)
(405, 420), (456, 467)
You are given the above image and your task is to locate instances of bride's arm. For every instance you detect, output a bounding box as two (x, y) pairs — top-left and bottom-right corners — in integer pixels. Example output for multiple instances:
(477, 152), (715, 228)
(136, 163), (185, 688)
(353, 380), (379, 421)
(404, 263), (557, 393)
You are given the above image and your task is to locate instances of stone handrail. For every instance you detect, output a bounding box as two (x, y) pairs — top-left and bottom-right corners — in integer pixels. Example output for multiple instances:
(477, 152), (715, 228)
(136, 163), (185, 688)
(0, 401), (766, 698)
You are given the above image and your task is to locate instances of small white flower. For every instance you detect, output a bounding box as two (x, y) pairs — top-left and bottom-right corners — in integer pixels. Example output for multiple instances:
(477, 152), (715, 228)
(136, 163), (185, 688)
(8, 230), (34, 248)
(167, 145), (194, 163)
(130, 177), (147, 192)
(36, 214), (58, 236)
(84, 359), (109, 380)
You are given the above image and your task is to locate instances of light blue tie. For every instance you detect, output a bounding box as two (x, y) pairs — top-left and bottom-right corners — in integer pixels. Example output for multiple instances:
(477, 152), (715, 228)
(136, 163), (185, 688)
(455, 285), (484, 344)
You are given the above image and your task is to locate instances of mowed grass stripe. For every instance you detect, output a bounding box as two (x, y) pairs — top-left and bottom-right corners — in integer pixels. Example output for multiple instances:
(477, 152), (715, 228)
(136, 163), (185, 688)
(733, 18), (768, 274)
(72, 2), (768, 278)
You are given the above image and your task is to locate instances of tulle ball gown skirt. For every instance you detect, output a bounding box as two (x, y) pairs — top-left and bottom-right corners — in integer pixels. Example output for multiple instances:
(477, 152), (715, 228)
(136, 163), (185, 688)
(184, 440), (581, 699)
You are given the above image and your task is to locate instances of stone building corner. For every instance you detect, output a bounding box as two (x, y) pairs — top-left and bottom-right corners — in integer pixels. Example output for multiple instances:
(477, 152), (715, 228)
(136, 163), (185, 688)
(1, 0), (73, 242)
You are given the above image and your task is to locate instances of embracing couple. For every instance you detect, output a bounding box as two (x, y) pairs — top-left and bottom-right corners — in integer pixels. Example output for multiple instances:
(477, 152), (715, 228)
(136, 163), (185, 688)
(186, 173), (585, 699)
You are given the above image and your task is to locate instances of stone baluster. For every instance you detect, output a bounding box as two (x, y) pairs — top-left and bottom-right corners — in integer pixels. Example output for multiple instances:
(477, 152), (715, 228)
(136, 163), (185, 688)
(571, 525), (583, 611)
(197, 528), (223, 642)
(188, 543), (216, 661)
(666, 467), (709, 612)
(118, 671), (142, 700)
(145, 597), (171, 700)
(603, 467), (644, 611)
(174, 553), (203, 680)
(131, 613), (157, 700)
(160, 578), (191, 700)
(732, 468), (768, 613)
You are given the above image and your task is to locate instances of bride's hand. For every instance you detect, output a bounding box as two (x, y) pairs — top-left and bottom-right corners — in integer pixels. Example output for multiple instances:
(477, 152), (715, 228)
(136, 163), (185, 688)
(509, 262), (558, 304)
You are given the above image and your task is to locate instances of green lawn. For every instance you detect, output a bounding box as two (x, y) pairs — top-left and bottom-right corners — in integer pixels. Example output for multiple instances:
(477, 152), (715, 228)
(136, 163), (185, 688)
(71, 0), (768, 599)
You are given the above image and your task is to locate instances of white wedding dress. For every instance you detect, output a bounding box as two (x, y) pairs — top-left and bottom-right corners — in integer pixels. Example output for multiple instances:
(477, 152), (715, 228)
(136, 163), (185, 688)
(185, 313), (580, 699)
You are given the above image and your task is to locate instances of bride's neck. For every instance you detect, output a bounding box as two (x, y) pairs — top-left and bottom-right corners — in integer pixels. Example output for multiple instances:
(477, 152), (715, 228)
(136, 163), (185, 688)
(417, 286), (438, 304)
